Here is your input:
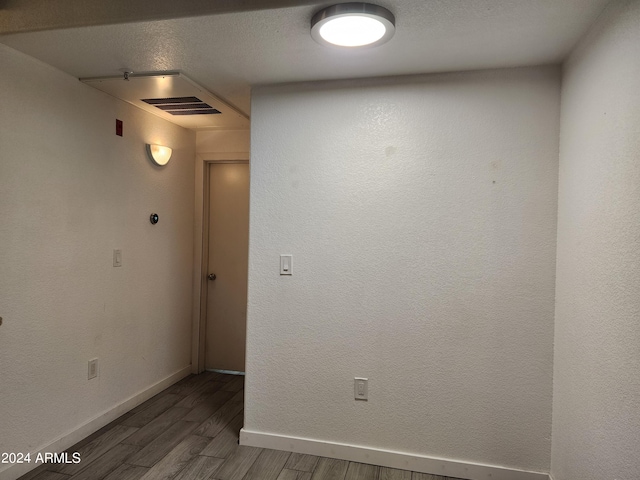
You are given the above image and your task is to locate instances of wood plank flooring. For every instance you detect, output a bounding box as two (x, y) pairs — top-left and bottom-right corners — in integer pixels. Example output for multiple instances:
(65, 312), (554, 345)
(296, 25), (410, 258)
(19, 373), (462, 480)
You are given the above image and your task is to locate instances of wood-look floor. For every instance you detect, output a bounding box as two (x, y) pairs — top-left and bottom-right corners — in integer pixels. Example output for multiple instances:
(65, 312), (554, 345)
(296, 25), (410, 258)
(19, 373), (462, 480)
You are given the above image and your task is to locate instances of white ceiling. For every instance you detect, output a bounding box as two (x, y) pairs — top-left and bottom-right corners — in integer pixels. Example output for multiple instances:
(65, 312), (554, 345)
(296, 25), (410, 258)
(0, 0), (610, 125)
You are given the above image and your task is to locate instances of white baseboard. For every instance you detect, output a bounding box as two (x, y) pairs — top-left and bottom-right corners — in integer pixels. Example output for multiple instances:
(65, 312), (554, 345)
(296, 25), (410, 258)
(239, 429), (550, 480)
(1, 365), (191, 480)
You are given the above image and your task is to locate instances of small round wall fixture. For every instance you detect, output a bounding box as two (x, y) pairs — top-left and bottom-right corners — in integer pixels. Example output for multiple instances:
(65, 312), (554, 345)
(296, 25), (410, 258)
(311, 3), (395, 48)
(150, 213), (159, 225)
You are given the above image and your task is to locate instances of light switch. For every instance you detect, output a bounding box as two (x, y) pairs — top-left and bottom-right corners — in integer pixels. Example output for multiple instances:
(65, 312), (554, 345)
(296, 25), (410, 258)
(355, 377), (368, 401)
(113, 249), (122, 267)
(280, 255), (292, 275)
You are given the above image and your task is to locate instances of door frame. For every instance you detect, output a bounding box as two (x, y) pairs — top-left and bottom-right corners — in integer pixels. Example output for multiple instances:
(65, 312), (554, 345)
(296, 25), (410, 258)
(192, 151), (250, 374)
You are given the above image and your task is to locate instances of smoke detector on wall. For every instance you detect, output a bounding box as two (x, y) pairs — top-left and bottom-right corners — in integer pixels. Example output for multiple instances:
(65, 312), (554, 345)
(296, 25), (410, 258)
(80, 71), (248, 130)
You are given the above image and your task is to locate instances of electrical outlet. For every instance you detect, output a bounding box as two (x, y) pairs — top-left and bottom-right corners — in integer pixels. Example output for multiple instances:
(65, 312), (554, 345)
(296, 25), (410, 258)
(88, 359), (98, 380)
(354, 377), (368, 401)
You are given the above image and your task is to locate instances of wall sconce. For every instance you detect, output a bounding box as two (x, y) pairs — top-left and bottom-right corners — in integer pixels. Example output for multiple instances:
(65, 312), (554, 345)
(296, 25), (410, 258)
(146, 144), (172, 166)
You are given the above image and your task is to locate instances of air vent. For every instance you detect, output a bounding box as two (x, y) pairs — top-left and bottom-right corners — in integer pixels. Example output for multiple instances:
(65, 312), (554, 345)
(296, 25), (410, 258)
(142, 96), (221, 116)
(80, 72), (248, 129)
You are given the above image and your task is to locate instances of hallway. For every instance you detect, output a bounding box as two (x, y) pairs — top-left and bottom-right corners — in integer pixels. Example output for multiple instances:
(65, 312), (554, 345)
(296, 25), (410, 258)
(19, 373), (462, 480)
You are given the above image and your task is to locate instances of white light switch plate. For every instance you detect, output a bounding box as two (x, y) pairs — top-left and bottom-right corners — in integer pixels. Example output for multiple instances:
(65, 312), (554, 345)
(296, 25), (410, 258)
(88, 359), (98, 380)
(280, 255), (292, 275)
(355, 377), (368, 401)
(113, 249), (122, 267)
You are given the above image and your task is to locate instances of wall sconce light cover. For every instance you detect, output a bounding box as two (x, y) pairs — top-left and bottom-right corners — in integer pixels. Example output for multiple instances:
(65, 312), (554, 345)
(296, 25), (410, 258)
(146, 144), (172, 166)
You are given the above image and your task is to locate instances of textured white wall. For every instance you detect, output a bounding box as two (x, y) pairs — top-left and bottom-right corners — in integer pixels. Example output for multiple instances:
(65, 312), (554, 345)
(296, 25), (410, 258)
(196, 129), (250, 154)
(551, 1), (640, 479)
(0, 44), (195, 476)
(246, 67), (560, 472)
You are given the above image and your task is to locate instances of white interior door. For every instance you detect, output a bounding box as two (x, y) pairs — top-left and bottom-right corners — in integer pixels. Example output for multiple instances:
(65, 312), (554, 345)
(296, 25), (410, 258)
(205, 162), (249, 372)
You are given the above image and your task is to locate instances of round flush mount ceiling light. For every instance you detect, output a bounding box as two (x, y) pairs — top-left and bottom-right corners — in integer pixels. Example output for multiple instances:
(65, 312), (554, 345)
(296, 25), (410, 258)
(311, 3), (395, 48)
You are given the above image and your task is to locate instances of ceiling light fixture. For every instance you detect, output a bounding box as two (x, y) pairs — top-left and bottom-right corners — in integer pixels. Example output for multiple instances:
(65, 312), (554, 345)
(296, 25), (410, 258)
(146, 144), (172, 166)
(311, 3), (395, 48)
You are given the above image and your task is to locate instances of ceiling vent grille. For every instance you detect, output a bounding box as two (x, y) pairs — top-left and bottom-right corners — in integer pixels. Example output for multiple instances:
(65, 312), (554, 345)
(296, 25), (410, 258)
(80, 72), (248, 129)
(142, 96), (221, 116)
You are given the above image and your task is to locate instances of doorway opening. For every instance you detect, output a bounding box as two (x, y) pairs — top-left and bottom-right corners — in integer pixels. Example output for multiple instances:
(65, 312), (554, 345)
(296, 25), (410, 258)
(193, 157), (250, 376)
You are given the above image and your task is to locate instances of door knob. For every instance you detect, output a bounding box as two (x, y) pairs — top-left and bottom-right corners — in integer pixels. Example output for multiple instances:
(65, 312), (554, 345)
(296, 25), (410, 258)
(208, 273), (217, 281)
